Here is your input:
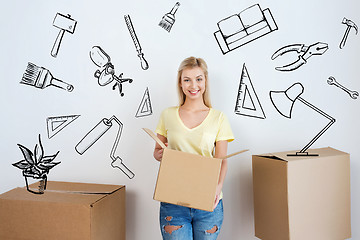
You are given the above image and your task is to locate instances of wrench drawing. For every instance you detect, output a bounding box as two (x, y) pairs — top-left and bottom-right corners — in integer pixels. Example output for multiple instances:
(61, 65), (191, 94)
(327, 76), (359, 99)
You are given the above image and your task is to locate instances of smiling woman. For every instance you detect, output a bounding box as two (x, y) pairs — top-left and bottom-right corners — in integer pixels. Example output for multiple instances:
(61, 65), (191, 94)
(152, 56), (234, 240)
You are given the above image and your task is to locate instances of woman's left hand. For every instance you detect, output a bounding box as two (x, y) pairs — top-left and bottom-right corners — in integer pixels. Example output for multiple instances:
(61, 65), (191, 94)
(213, 184), (222, 210)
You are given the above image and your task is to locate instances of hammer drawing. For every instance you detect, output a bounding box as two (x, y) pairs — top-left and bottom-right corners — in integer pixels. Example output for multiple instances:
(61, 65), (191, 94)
(51, 13), (77, 57)
(339, 17), (358, 49)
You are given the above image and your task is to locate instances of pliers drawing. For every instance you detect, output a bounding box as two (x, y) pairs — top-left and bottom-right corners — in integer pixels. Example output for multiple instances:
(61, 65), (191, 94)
(271, 42), (329, 71)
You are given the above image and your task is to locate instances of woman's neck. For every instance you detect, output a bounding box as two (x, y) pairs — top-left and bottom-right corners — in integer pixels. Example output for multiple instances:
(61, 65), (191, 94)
(181, 98), (209, 111)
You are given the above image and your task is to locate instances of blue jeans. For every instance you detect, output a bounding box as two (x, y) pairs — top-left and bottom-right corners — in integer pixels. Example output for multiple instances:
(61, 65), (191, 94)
(159, 200), (224, 240)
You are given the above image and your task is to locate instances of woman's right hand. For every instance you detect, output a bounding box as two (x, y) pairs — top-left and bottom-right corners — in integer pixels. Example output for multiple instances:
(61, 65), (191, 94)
(153, 143), (168, 161)
(153, 134), (168, 161)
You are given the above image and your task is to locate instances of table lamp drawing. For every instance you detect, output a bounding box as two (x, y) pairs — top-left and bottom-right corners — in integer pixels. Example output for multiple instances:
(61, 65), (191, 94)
(270, 82), (335, 156)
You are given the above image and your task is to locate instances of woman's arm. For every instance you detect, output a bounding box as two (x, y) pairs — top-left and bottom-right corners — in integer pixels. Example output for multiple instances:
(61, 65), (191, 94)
(214, 140), (228, 208)
(153, 134), (168, 161)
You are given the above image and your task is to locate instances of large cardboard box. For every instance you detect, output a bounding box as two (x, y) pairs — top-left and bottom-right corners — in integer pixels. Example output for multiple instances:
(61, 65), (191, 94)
(144, 128), (247, 212)
(252, 147), (351, 240)
(0, 181), (125, 240)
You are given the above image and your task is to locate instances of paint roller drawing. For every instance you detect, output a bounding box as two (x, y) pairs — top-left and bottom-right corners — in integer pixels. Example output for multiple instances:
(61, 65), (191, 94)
(75, 116), (135, 179)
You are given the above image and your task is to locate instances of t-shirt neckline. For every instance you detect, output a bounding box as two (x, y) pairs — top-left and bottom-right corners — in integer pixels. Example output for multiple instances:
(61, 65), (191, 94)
(176, 106), (212, 131)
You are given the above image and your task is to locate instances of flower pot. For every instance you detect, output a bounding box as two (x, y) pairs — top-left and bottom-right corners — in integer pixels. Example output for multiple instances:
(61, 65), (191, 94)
(24, 175), (47, 194)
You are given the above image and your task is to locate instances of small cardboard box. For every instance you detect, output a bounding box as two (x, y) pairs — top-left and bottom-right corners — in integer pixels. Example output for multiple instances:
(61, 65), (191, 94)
(144, 128), (247, 212)
(0, 181), (125, 240)
(252, 147), (351, 240)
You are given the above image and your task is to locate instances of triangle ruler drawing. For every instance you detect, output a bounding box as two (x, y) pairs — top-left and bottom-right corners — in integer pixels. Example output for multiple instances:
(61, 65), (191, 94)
(136, 87), (153, 118)
(46, 115), (80, 139)
(235, 64), (266, 119)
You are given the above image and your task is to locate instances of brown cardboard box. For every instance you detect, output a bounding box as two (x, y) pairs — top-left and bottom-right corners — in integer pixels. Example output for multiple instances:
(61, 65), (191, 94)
(0, 181), (125, 240)
(143, 128), (247, 212)
(252, 147), (351, 240)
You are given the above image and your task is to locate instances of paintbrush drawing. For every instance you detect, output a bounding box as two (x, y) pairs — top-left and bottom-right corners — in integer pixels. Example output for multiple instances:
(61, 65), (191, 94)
(124, 15), (149, 70)
(51, 13), (77, 58)
(21, 62), (74, 92)
(159, 2), (180, 32)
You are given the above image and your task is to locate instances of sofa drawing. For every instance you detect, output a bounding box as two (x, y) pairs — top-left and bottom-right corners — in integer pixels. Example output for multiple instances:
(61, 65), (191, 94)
(214, 4), (278, 54)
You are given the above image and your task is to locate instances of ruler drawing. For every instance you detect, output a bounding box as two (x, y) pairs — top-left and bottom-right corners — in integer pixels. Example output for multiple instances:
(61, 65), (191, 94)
(135, 87), (153, 118)
(46, 115), (80, 139)
(235, 64), (266, 119)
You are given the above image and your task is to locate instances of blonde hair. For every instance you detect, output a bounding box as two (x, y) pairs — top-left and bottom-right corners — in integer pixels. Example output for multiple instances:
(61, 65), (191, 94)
(177, 56), (212, 108)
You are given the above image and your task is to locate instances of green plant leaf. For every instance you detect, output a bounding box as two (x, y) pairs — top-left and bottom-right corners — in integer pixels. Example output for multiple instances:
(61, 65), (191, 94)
(17, 144), (34, 165)
(12, 160), (31, 170)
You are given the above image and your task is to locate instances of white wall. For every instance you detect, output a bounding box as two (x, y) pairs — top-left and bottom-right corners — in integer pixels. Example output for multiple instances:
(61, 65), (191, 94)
(0, 0), (359, 239)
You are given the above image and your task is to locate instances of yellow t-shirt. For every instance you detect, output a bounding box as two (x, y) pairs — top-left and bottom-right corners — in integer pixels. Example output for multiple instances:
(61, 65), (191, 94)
(156, 106), (234, 157)
(156, 106), (234, 201)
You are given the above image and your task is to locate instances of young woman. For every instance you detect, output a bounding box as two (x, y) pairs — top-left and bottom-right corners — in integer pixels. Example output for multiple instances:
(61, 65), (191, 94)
(153, 56), (234, 240)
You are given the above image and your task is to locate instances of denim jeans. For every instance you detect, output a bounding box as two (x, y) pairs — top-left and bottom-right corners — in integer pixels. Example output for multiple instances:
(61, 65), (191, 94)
(159, 200), (224, 240)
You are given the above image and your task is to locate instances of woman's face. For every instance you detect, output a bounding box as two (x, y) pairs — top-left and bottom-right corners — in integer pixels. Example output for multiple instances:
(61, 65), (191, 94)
(180, 67), (206, 101)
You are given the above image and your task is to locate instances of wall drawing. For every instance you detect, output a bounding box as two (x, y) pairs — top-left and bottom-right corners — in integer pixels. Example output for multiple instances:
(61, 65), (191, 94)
(21, 62), (74, 92)
(12, 134), (61, 194)
(124, 15), (149, 70)
(47, 115), (80, 139)
(51, 13), (77, 58)
(339, 17), (358, 49)
(90, 46), (133, 96)
(135, 87), (153, 118)
(159, 2), (180, 32)
(271, 42), (328, 71)
(327, 76), (359, 99)
(235, 64), (266, 119)
(270, 82), (336, 156)
(75, 116), (135, 179)
(214, 4), (278, 55)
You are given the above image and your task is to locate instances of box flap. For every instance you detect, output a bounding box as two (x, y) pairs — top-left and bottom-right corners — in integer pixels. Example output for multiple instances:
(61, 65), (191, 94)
(263, 147), (348, 162)
(0, 182), (125, 206)
(42, 181), (123, 194)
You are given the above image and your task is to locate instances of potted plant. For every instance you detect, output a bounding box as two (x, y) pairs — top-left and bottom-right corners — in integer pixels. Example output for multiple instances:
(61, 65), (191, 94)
(12, 134), (61, 194)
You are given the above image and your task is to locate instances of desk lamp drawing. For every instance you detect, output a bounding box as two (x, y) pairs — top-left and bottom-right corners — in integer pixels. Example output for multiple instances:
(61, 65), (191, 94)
(90, 46), (132, 97)
(75, 116), (135, 179)
(214, 4), (278, 55)
(270, 83), (336, 156)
